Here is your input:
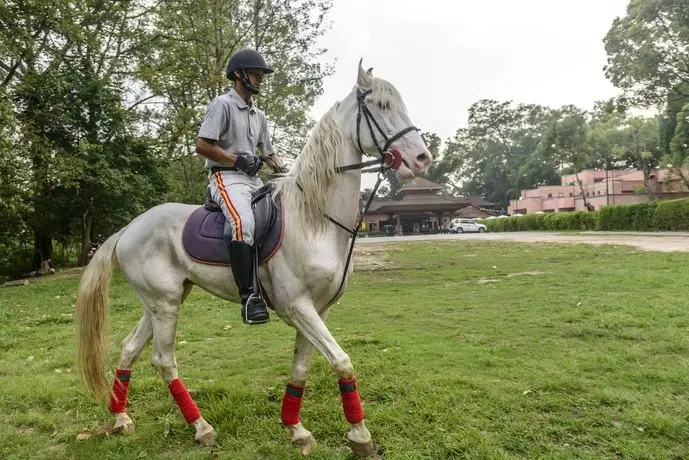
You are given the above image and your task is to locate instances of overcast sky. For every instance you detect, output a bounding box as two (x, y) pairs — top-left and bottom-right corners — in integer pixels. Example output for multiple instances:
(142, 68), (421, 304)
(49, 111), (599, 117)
(309, 0), (630, 145)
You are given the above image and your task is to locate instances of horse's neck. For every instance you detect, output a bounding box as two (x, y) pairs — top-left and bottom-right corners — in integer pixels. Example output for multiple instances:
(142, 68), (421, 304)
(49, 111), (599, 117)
(325, 145), (363, 233)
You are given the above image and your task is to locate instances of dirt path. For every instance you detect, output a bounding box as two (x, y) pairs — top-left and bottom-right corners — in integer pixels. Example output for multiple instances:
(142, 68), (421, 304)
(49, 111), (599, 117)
(355, 231), (689, 253)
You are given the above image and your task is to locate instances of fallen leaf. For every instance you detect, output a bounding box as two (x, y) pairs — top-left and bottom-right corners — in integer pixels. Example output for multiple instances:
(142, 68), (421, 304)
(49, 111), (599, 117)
(96, 424), (116, 436)
(17, 426), (36, 435)
(522, 390), (533, 395)
(76, 429), (92, 441)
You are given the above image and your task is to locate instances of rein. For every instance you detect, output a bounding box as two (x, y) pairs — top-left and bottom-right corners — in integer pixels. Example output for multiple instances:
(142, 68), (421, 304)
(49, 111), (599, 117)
(284, 88), (418, 305)
(325, 88), (418, 305)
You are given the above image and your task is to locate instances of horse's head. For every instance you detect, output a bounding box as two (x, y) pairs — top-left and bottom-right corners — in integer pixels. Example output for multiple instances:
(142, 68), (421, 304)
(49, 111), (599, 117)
(344, 59), (432, 179)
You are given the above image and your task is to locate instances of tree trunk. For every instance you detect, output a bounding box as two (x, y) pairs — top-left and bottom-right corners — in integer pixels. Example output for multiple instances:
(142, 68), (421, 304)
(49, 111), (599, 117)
(32, 232), (53, 270)
(574, 171), (593, 211)
(674, 166), (689, 190)
(643, 161), (655, 200)
(78, 205), (93, 266)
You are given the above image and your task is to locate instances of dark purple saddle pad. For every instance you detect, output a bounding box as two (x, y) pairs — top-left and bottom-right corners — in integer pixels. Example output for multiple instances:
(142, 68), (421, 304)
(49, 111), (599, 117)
(182, 192), (284, 266)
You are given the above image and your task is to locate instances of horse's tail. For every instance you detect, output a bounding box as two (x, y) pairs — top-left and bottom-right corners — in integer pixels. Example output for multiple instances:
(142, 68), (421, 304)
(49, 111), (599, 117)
(75, 227), (127, 401)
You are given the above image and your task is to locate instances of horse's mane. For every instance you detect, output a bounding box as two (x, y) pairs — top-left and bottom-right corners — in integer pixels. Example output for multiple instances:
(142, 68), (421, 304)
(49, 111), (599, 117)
(274, 103), (346, 234)
(274, 77), (405, 235)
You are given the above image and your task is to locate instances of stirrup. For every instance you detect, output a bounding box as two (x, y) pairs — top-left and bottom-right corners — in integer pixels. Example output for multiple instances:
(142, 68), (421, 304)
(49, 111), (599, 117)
(241, 294), (270, 325)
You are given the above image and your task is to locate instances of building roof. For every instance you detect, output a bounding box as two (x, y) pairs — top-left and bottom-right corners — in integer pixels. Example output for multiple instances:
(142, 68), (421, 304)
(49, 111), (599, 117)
(368, 196), (470, 214)
(398, 177), (443, 193)
(466, 196), (499, 208)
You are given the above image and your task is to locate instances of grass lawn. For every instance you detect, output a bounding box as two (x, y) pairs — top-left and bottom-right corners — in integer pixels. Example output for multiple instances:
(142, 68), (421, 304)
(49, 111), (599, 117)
(1, 241), (688, 459)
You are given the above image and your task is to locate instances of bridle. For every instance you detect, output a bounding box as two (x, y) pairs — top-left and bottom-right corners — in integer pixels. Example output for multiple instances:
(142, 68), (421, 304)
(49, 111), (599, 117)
(335, 88), (419, 174)
(326, 88), (419, 305)
(277, 87), (420, 306)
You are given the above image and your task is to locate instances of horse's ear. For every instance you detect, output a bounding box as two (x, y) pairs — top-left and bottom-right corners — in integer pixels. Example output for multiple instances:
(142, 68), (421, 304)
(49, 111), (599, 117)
(357, 58), (373, 88)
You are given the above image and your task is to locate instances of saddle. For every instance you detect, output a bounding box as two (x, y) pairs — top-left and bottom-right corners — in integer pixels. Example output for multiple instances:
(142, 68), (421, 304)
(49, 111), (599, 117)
(181, 183), (284, 266)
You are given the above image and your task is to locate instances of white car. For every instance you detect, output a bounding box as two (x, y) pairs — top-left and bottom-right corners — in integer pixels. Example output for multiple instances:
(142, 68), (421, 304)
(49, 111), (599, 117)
(448, 218), (487, 233)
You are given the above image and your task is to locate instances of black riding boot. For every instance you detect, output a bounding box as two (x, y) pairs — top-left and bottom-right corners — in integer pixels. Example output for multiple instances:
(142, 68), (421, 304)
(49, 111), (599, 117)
(227, 240), (270, 325)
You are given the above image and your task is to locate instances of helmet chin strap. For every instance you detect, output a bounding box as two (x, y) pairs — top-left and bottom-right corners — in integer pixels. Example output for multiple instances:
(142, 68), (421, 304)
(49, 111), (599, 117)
(239, 69), (259, 94)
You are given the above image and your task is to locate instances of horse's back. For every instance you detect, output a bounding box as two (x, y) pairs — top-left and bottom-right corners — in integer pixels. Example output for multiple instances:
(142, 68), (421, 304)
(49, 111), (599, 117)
(116, 202), (200, 273)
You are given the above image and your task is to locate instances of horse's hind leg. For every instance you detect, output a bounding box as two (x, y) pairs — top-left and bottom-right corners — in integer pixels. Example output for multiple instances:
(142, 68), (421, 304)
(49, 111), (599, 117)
(108, 313), (153, 433)
(107, 283), (192, 433)
(281, 329), (317, 455)
(144, 288), (216, 446)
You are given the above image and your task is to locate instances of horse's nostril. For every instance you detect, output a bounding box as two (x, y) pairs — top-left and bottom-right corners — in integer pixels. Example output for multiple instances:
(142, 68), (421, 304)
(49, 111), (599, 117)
(416, 152), (431, 165)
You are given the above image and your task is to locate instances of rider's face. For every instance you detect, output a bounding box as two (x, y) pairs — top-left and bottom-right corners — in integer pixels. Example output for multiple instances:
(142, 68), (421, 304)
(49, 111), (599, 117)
(246, 70), (264, 90)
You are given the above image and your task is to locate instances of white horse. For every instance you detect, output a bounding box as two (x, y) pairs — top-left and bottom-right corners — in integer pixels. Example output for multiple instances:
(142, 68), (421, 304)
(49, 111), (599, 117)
(76, 60), (432, 457)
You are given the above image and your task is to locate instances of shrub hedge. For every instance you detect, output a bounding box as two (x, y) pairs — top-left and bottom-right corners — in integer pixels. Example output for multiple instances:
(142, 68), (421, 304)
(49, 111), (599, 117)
(479, 198), (689, 232)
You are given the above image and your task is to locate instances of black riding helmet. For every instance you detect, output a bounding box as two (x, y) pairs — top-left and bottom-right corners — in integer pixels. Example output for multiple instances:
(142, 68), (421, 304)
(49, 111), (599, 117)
(226, 48), (273, 94)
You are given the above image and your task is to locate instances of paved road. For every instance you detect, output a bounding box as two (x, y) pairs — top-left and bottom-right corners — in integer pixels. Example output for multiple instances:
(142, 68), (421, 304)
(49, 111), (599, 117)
(355, 231), (689, 252)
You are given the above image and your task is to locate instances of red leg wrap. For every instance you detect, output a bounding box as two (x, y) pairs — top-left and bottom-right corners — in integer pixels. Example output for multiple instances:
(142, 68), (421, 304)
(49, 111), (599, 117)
(339, 377), (365, 424)
(108, 369), (131, 413)
(281, 383), (304, 426)
(168, 378), (201, 424)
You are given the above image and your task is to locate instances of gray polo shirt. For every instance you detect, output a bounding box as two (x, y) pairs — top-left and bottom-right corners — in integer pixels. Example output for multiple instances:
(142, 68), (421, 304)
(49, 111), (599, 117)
(197, 88), (274, 170)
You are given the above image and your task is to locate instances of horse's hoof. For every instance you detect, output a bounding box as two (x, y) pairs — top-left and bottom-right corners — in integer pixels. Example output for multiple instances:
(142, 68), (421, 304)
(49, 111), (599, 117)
(193, 417), (216, 447)
(195, 428), (217, 447)
(112, 413), (134, 434)
(294, 433), (315, 456)
(286, 423), (315, 456)
(112, 422), (134, 434)
(348, 439), (376, 458)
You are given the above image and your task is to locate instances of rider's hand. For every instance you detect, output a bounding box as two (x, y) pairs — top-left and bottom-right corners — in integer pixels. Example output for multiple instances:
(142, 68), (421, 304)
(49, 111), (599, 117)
(234, 153), (263, 176)
(266, 154), (289, 173)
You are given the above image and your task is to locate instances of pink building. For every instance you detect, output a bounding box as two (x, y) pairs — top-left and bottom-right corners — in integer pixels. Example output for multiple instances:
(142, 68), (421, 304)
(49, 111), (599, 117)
(508, 168), (688, 215)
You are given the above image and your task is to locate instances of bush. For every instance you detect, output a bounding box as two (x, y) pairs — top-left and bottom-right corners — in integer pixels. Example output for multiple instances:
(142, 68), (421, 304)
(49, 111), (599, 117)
(579, 211), (599, 231)
(482, 198), (689, 233)
(655, 199), (689, 231)
(479, 211), (599, 232)
(599, 201), (658, 231)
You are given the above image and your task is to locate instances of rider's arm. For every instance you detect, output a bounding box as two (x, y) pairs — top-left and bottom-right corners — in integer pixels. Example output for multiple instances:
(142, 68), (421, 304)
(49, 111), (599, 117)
(195, 137), (238, 166)
(195, 98), (239, 166)
(258, 116), (285, 170)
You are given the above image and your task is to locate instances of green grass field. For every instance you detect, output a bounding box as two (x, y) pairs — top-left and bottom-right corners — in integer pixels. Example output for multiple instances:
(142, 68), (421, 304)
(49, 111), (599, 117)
(1, 241), (688, 459)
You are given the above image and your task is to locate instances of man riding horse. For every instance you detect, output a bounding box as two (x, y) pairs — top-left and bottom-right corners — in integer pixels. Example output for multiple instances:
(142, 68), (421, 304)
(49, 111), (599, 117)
(195, 48), (287, 325)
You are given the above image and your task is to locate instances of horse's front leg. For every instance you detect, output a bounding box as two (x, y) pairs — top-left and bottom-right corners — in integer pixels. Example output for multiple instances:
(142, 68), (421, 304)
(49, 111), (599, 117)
(289, 300), (374, 458)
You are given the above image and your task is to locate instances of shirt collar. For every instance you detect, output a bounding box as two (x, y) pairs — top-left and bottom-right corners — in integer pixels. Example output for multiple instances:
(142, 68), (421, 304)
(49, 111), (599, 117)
(229, 87), (255, 112)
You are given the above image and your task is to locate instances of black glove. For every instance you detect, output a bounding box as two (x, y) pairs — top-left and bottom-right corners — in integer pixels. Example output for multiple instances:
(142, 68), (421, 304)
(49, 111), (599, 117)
(234, 154), (263, 176)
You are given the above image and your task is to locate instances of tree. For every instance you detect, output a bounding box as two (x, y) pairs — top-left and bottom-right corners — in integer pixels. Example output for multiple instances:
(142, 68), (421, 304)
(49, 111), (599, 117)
(604, 0), (689, 107)
(0, 86), (32, 277)
(666, 102), (689, 188)
(442, 100), (555, 205)
(617, 116), (661, 198)
(2, 0), (165, 268)
(14, 64), (167, 266)
(540, 106), (594, 210)
(423, 131), (459, 191)
(139, 0), (334, 169)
